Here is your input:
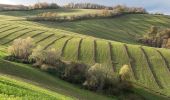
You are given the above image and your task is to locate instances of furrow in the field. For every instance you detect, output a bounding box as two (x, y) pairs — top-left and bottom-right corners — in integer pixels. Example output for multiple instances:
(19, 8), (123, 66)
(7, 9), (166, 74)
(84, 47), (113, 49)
(1, 29), (32, 45)
(0, 28), (22, 38)
(108, 42), (115, 72)
(19, 30), (44, 39)
(35, 34), (54, 44)
(31, 32), (50, 43)
(44, 35), (66, 50)
(31, 31), (47, 38)
(52, 37), (72, 56)
(95, 40), (113, 71)
(141, 47), (170, 89)
(127, 45), (160, 89)
(37, 34), (58, 48)
(79, 38), (95, 65)
(77, 38), (83, 60)
(94, 40), (97, 63)
(0, 26), (18, 33)
(0, 28), (28, 41)
(157, 49), (170, 72)
(123, 44), (137, 81)
(156, 49), (170, 73)
(0, 24), (11, 29)
(63, 38), (82, 61)
(111, 42), (132, 76)
(2, 30), (36, 45)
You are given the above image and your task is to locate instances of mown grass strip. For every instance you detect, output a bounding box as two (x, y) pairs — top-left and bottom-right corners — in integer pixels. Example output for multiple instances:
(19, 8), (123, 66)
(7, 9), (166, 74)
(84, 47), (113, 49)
(95, 40), (113, 70)
(156, 49), (170, 72)
(31, 31), (47, 38)
(44, 35), (66, 50)
(123, 44), (137, 81)
(61, 37), (73, 57)
(63, 38), (82, 61)
(142, 47), (170, 89)
(0, 24), (11, 30)
(79, 38), (95, 65)
(0, 28), (28, 40)
(0, 27), (18, 33)
(127, 45), (160, 89)
(111, 42), (130, 72)
(157, 49), (170, 72)
(2, 30), (36, 45)
(140, 47), (163, 89)
(35, 34), (54, 44)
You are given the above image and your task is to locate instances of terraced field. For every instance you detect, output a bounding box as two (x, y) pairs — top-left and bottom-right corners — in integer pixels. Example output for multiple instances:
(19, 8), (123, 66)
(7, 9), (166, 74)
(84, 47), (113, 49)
(0, 10), (170, 99)
(0, 75), (73, 100)
(0, 19), (170, 97)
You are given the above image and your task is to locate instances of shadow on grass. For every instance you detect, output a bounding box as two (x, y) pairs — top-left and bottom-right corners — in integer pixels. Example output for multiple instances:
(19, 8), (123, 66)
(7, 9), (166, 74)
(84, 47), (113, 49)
(133, 86), (170, 100)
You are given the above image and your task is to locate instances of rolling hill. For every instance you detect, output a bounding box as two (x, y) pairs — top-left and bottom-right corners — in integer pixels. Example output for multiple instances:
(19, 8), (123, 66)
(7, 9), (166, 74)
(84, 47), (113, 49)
(0, 49), (115, 100)
(0, 9), (170, 99)
(0, 75), (73, 100)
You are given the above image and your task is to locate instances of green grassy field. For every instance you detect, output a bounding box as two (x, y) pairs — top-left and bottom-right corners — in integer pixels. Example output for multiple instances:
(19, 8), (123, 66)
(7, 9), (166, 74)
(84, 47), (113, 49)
(0, 75), (74, 100)
(39, 14), (170, 44)
(0, 9), (170, 99)
(0, 56), (115, 100)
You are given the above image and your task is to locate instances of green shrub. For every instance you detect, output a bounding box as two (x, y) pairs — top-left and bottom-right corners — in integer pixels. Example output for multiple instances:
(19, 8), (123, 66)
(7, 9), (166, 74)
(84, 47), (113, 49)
(62, 61), (88, 84)
(119, 65), (131, 81)
(30, 46), (61, 67)
(83, 63), (116, 91)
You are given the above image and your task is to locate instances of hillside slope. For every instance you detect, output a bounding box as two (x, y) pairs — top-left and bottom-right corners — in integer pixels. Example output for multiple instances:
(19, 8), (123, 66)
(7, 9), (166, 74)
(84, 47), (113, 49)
(0, 75), (73, 100)
(40, 14), (170, 44)
(0, 51), (115, 100)
(0, 11), (170, 98)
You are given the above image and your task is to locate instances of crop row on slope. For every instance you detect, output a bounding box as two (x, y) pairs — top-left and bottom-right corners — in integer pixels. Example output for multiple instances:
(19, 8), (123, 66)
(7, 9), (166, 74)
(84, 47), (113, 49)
(79, 38), (95, 64)
(0, 75), (73, 100)
(142, 47), (170, 89)
(63, 37), (82, 61)
(126, 45), (159, 89)
(0, 15), (170, 97)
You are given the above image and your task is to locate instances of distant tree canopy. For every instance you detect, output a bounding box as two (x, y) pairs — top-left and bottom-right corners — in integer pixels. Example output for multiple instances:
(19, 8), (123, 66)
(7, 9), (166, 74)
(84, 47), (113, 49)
(64, 3), (109, 9)
(0, 4), (28, 11)
(64, 3), (147, 13)
(29, 2), (60, 9)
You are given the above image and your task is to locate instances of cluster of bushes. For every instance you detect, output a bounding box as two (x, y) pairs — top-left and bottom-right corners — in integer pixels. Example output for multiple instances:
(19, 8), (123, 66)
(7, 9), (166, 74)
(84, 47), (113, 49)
(27, 5), (147, 22)
(29, 2), (60, 10)
(6, 37), (142, 99)
(138, 26), (170, 48)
